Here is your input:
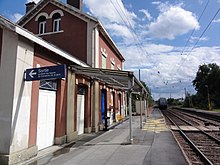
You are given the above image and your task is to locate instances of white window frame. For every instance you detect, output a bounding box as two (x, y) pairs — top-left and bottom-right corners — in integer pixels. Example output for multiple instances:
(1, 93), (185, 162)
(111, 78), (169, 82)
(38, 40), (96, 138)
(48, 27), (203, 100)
(101, 48), (108, 69)
(39, 21), (46, 34)
(53, 18), (61, 32)
(117, 64), (122, 70)
(102, 55), (106, 69)
(110, 58), (115, 70)
(111, 62), (114, 70)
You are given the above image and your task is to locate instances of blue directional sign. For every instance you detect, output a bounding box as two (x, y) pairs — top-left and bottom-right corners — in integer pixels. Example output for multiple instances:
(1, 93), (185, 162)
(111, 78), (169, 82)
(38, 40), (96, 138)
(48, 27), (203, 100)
(25, 64), (66, 81)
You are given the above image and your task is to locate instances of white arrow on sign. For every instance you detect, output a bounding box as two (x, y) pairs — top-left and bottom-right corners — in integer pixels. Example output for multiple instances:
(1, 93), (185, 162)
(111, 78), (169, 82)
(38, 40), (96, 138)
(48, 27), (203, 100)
(29, 70), (37, 78)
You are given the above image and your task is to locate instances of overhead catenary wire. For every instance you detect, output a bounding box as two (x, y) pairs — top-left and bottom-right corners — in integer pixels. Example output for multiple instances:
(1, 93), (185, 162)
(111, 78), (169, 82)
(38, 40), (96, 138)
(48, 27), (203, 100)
(168, 0), (220, 94)
(175, 6), (220, 73)
(114, 0), (189, 89)
(180, 0), (210, 56)
(109, 0), (218, 97)
(110, 0), (168, 87)
(170, 0), (210, 80)
(109, 0), (159, 87)
(153, 0), (210, 88)
(109, 0), (149, 58)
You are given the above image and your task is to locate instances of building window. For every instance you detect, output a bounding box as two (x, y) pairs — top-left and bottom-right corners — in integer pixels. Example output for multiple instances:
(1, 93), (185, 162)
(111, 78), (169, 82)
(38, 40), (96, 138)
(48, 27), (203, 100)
(111, 63), (114, 70)
(117, 64), (121, 70)
(110, 58), (115, 70)
(77, 85), (86, 95)
(102, 55), (106, 69)
(101, 48), (107, 69)
(52, 13), (61, 32)
(38, 16), (46, 34)
(40, 79), (57, 91)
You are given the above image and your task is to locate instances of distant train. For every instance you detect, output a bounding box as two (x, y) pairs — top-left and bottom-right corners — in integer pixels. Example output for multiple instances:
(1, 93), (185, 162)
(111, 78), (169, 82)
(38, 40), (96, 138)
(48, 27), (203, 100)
(158, 97), (168, 110)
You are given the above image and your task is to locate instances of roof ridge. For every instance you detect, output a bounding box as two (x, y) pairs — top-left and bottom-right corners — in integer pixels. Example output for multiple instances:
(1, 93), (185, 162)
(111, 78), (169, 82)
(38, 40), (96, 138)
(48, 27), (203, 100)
(16, 0), (124, 61)
(17, 0), (98, 25)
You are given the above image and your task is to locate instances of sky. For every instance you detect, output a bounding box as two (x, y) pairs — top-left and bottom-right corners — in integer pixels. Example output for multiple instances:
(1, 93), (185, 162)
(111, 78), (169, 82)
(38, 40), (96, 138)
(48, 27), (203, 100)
(1, 0), (220, 100)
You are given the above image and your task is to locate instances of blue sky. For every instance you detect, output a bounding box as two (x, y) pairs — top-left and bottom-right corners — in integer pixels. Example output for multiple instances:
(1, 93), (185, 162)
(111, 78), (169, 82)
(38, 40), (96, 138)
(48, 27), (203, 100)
(1, 0), (220, 100)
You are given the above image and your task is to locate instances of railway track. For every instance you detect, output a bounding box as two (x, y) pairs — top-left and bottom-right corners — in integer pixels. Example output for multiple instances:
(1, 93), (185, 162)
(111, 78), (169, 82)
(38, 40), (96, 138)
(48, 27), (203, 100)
(172, 109), (220, 127)
(162, 110), (220, 165)
(174, 108), (220, 124)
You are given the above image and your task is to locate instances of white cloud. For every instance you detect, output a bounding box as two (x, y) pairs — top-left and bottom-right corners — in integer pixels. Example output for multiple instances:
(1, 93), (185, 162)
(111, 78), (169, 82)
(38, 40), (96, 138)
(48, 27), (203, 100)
(83, 0), (219, 100)
(121, 41), (220, 99)
(139, 9), (152, 21)
(213, 19), (220, 23)
(152, 1), (161, 5)
(26, 0), (40, 3)
(84, 0), (137, 40)
(120, 43), (175, 70)
(84, 0), (136, 26)
(105, 23), (133, 40)
(189, 36), (208, 43)
(147, 6), (200, 40)
(10, 13), (23, 22)
(144, 44), (174, 54)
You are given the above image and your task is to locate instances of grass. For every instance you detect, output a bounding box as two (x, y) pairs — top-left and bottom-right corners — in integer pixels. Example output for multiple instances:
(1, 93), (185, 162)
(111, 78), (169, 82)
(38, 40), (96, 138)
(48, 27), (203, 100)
(213, 109), (220, 112)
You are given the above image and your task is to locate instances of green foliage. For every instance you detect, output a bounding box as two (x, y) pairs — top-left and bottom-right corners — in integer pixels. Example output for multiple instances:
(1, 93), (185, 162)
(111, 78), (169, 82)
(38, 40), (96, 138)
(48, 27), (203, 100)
(192, 63), (220, 109)
(167, 98), (183, 106)
(128, 81), (154, 112)
(213, 109), (220, 112)
(132, 93), (138, 112)
(140, 81), (154, 106)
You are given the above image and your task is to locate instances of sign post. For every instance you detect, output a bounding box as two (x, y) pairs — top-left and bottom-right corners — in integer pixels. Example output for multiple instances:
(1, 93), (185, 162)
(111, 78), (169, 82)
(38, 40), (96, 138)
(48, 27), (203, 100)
(25, 64), (66, 81)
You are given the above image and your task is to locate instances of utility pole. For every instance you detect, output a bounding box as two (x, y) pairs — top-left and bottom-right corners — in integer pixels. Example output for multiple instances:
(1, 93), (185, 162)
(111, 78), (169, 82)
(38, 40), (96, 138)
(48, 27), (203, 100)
(139, 69), (141, 81)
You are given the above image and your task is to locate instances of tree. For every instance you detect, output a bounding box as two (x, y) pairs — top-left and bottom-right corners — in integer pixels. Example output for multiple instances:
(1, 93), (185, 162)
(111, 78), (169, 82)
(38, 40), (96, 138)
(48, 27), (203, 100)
(167, 98), (183, 106)
(192, 63), (220, 108)
(128, 81), (153, 112)
(140, 81), (154, 106)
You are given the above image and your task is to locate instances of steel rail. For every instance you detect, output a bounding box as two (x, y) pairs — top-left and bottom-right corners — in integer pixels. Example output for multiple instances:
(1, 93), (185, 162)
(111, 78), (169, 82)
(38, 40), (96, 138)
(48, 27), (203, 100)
(195, 111), (220, 123)
(167, 110), (220, 144)
(163, 112), (214, 165)
(175, 110), (220, 127)
(174, 108), (220, 123)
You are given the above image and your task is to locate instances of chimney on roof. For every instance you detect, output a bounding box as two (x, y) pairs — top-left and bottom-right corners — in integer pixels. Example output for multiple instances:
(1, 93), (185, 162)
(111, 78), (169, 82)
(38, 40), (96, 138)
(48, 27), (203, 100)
(67, 0), (82, 11)
(25, 1), (36, 13)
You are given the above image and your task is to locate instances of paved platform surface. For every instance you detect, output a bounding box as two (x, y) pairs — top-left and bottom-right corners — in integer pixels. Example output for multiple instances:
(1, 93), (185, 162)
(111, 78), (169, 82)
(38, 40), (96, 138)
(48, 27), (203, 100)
(24, 108), (187, 165)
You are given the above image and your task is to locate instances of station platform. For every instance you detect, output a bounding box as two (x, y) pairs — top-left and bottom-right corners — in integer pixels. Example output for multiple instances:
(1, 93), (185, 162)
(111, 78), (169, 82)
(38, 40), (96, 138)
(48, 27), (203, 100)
(23, 108), (188, 165)
(141, 108), (187, 165)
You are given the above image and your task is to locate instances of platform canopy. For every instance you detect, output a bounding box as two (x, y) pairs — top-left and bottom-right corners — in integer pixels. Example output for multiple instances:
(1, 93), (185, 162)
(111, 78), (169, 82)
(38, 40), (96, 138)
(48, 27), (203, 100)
(70, 65), (148, 95)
